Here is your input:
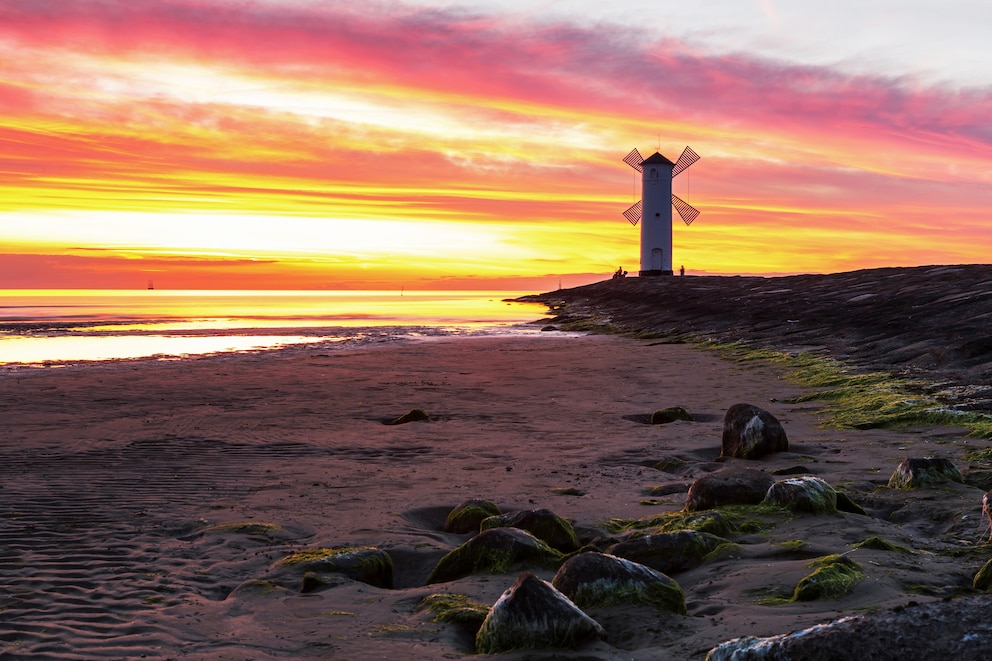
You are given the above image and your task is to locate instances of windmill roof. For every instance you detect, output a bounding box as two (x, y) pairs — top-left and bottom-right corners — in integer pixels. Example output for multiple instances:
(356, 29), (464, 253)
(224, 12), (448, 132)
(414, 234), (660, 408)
(642, 152), (675, 166)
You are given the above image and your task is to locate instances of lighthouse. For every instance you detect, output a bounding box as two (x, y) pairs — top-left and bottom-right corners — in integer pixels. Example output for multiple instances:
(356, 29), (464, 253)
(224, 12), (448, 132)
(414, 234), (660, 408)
(639, 152), (676, 276)
(622, 146), (700, 276)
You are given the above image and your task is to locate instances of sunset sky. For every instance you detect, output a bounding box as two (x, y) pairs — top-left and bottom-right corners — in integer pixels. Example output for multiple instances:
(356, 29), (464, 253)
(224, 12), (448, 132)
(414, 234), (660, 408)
(1, 0), (990, 290)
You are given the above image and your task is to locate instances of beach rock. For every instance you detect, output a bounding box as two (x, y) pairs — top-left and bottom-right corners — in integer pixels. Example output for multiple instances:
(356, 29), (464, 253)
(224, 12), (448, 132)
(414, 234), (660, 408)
(551, 551), (686, 614)
(475, 572), (606, 654)
(650, 406), (694, 424)
(480, 508), (580, 552)
(385, 408), (430, 425)
(887, 457), (963, 489)
(721, 403), (789, 459)
(791, 554), (863, 601)
(835, 490), (867, 515)
(268, 546), (393, 591)
(763, 476), (838, 514)
(427, 527), (563, 584)
(707, 594), (992, 660)
(444, 499), (501, 534)
(973, 557), (992, 591)
(685, 467), (776, 511)
(608, 530), (732, 575)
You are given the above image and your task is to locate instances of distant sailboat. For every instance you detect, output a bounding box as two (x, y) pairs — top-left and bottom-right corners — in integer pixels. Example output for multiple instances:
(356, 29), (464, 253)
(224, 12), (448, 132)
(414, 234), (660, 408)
(147, 280), (154, 290)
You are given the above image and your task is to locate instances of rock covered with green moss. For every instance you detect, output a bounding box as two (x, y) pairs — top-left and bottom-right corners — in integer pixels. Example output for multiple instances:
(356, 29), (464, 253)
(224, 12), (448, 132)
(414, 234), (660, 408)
(551, 551), (686, 614)
(763, 476), (838, 514)
(721, 403), (789, 459)
(475, 572), (605, 654)
(608, 530), (733, 575)
(427, 527), (563, 584)
(685, 468), (776, 511)
(650, 406), (694, 424)
(480, 508), (579, 552)
(887, 457), (963, 489)
(443, 499), (502, 534)
(792, 554), (863, 601)
(268, 546), (393, 591)
(973, 557), (992, 590)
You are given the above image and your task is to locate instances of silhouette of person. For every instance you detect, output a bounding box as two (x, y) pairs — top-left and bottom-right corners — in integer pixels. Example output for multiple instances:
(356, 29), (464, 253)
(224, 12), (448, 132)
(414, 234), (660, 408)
(679, 265), (685, 277)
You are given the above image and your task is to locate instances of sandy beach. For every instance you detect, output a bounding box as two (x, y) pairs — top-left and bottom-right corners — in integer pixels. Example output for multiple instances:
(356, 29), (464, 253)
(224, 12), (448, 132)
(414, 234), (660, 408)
(2, 312), (992, 658)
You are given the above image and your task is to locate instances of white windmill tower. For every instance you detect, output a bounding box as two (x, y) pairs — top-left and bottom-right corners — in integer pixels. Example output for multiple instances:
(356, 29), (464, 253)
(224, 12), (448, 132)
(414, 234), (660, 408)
(622, 146), (700, 275)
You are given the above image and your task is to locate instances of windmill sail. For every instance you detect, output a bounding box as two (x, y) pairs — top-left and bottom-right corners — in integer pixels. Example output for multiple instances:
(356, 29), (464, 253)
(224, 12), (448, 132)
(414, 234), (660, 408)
(671, 194), (700, 225)
(623, 200), (642, 226)
(671, 146), (700, 178)
(623, 148), (644, 172)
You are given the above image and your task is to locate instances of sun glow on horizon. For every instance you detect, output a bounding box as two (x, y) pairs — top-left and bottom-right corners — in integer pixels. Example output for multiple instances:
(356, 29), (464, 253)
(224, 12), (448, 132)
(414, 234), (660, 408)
(2, 1), (991, 290)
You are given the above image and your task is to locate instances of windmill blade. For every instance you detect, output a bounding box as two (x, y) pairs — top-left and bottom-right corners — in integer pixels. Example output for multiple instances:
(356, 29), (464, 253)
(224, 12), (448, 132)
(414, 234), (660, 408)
(623, 148), (644, 172)
(671, 146), (700, 178)
(671, 194), (700, 226)
(623, 200), (642, 226)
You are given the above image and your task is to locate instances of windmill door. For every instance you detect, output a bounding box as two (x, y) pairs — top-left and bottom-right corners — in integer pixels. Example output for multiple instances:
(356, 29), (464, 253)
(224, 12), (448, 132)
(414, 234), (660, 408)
(652, 249), (663, 271)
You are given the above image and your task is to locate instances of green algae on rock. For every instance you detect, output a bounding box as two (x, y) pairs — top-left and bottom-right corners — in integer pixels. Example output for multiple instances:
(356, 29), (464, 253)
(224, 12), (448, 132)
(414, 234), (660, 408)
(552, 551), (686, 614)
(792, 554), (863, 601)
(608, 530), (733, 575)
(427, 527), (564, 584)
(273, 546), (393, 590)
(763, 476), (838, 515)
(650, 406), (694, 424)
(475, 572), (605, 654)
(420, 593), (490, 631)
(480, 508), (580, 552)
(443, 499), (502, 534)
(887, 457), (963, 489)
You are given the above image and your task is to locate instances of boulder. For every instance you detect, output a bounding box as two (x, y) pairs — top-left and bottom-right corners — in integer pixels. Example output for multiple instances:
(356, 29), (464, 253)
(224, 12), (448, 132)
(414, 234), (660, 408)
(792, 554), (863, 601)
(385, 408), (430, 425)
(763, 476), (838, 515)
(552, 551), (686, 614)
(268, 546), (393, 591)
(475, 572), (606, 654)
(427, 527), (563, 584)
(685, 468), (776, 511)
(721, 403), (789, 459)
(650, 406), (694, 424)
(480, 508), (579, 552)
(608, 530), (732, 575)
(887, 457), (963, 489)
(444, 499), (501, 534)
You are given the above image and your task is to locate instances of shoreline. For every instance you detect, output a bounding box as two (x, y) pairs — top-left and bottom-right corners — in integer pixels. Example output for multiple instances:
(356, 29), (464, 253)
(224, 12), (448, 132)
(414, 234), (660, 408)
(2, 332), (991, 658)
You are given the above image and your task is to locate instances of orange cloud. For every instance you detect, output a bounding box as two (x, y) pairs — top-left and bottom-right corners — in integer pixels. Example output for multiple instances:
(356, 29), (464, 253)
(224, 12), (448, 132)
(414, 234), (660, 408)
(1, 0), (990, 289)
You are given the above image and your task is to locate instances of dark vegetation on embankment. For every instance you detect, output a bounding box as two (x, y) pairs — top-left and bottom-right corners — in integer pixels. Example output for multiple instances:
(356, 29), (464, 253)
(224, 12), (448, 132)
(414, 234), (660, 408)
(523, 264), (992, 394)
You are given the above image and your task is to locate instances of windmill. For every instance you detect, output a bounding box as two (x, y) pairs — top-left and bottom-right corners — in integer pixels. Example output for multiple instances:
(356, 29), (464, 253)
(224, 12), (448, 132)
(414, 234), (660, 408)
(622, 146), (699, 275)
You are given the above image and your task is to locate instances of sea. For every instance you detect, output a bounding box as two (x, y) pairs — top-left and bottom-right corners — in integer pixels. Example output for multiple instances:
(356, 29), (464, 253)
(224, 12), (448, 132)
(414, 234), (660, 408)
(0, 289), (552, 367)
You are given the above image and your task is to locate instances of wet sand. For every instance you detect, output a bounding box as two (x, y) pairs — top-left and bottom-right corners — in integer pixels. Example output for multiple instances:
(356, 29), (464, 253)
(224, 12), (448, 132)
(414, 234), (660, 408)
(1, 312), (991, 658)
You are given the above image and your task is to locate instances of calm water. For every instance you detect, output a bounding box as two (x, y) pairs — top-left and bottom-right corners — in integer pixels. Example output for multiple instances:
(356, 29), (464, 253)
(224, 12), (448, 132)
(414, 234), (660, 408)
(0, 290), (550, 366)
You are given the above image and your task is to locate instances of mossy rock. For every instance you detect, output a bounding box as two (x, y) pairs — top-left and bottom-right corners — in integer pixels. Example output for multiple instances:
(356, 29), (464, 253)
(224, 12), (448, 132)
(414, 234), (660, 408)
(229, 579), (291, 599)
(792, 554), (863, 601)
(271, 546), (393, 590)
(427, 528), (564, 584)
(552, 551), (686, 614)
(203, 522), (289, 537)
(887, 457), (963, 489)
(475, 572), (605, 654)
(835, 491), (867, 515)
(762, 476), (838, 515)
(685, 468), (776, 511)
(852, 536), (912, 554)
(650, 406), (694, 424)
(444, 499), (502, 534)
(480, 508), (580, 552)
(386, 408), (430, 425)
(420, 593), (490, 632)
(607, 509), (736, 538)
(608, 530), (731, 575)
(973, 558), (992, 591)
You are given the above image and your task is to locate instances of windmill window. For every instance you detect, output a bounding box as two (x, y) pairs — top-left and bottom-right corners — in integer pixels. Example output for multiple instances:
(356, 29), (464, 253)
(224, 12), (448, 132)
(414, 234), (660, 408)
(655, 213), (660, 217)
